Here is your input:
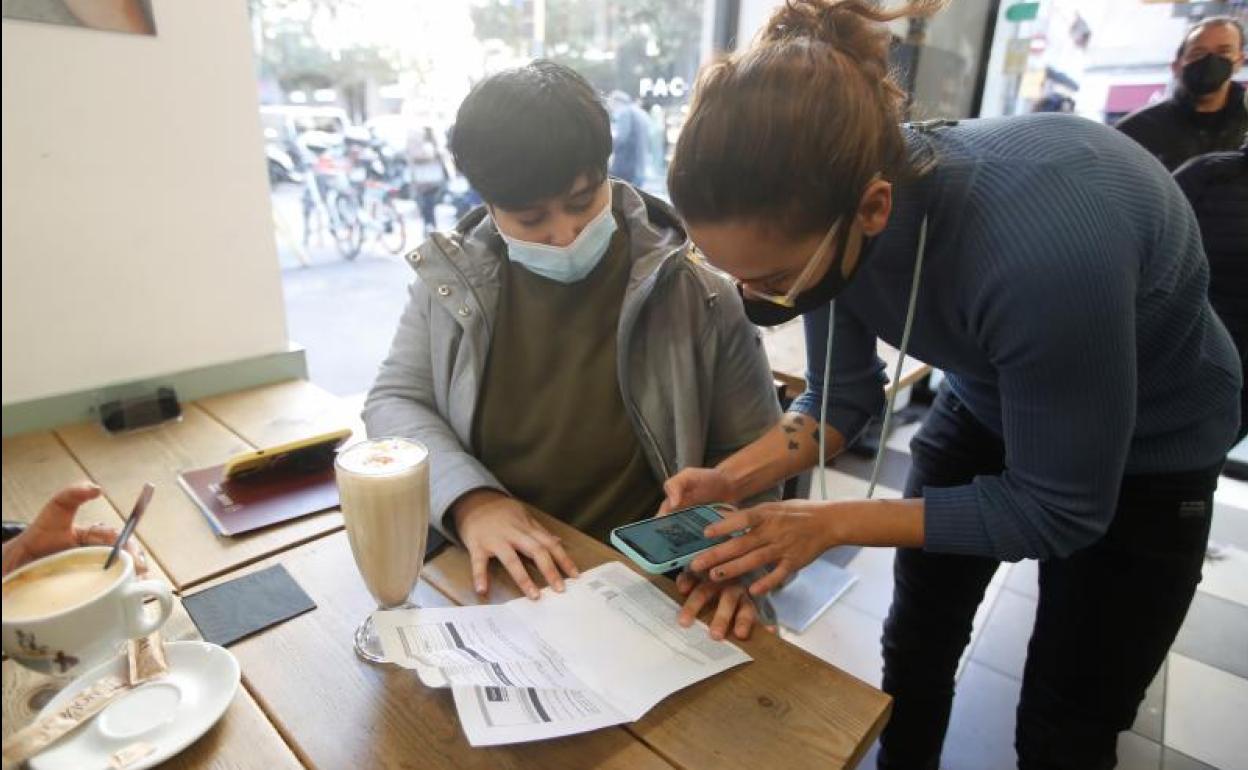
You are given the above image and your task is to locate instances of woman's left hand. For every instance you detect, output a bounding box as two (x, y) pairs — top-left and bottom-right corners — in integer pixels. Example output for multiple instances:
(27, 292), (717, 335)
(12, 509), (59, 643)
(674, 570), (770, 640)
(690, 500), (838, 596)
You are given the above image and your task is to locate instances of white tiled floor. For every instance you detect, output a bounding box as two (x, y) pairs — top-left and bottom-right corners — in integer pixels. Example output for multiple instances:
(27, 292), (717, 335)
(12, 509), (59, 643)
(940, 661), (1021, 770)
(968, 587), (1037, 680)
(1004, 556), (1039, 599)
(1164, 654), (1248, 770)
(839, 543), (898, 620)
(1118, 731), (1165, 770)
(1135, 661), (1167, 744)
(1215, 476), (1248, 510)
(1201, 544), (1248, 608)
(959, 565), (1006, 681)
(782, 600), (886, 688)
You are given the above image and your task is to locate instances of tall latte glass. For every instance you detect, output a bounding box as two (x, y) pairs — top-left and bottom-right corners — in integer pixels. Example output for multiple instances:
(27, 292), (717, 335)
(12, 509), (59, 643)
(335, 437), (430, 662)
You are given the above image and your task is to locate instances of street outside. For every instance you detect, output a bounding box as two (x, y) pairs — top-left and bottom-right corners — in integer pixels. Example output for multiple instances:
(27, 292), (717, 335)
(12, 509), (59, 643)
(271, 182), (422, 398)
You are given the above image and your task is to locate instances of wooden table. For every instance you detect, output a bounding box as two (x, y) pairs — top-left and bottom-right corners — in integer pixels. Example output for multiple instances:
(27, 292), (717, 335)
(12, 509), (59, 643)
(56, 380), (363, 590)
(760, 319), (931, 401)
(1, 432), (302, 769)
(183, 533), (672, 770)
(423, 510), (893, 769)
(2, 379), (891, 769)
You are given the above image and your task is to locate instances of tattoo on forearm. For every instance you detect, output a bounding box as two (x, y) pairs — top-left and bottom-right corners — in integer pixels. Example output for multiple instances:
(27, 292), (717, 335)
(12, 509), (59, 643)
(782, 414), (806, 452)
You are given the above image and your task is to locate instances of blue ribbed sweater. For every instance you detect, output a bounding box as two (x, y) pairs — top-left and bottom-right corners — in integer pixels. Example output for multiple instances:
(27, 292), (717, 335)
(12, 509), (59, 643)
(792, 114), (1242, 561)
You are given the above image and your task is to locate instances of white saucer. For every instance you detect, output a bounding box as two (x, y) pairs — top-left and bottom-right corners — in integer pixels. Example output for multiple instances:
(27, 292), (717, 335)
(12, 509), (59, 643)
(30, 640), (240, 770)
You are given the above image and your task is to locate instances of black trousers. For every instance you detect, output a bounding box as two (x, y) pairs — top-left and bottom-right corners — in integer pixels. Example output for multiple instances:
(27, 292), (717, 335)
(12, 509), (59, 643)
(877, 387), (1218, 770)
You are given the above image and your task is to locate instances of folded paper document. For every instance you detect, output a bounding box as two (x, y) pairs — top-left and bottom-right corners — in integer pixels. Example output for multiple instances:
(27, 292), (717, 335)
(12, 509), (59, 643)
(374, 561), (751, 746)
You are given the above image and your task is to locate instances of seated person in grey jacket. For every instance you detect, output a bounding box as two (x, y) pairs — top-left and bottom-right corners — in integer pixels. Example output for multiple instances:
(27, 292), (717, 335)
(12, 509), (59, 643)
(363, 61), (781, 640)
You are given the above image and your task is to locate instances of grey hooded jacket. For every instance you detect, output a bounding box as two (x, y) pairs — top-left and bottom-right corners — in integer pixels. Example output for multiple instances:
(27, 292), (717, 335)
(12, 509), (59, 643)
(363, 180), (782, 542)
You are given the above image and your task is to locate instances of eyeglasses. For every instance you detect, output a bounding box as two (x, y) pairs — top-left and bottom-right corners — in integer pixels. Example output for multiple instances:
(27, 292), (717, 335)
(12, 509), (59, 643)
(687, 218), (843, 308)
(743, 219), (844, 307)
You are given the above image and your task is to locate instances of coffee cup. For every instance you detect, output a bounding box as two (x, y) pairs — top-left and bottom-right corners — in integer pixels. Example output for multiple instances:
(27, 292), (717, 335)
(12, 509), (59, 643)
(1, 546), (173, 677)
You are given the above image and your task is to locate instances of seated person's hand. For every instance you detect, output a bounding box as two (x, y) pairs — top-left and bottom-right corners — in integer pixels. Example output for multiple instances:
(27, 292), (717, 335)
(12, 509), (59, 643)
(452, 489), (579, 600)
(658, 466), (735, 515)
(675, 569), (772, 641)
(1, 482), (149, 577)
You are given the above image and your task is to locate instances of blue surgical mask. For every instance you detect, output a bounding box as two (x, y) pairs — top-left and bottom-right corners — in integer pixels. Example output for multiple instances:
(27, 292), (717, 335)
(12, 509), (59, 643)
(496, 191), (618, 284)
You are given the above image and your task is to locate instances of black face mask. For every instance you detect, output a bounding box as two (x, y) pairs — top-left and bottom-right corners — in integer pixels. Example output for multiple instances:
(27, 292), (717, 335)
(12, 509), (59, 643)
(740, 224), (870, 326)
(1181, 54), (1234, 97)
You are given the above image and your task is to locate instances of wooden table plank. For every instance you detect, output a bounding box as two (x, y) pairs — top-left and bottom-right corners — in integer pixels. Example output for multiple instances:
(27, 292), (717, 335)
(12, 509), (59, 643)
(55, 406), (341, 590)
(185, 533), (675, 770)
(1, 433), (304, 770)
(3, 432), (127, 533)
(423, 509), (892, 770)
(195, 379), (365, 450)
(4, 432), (178, 589)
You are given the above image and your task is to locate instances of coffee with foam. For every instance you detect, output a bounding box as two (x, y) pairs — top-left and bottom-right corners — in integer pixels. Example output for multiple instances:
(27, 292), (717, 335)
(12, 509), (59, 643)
(2, 551), (124, 621)
(337, 438), (428, 476)
(336, 438), (430, 609)
(2, 546), (174, 678)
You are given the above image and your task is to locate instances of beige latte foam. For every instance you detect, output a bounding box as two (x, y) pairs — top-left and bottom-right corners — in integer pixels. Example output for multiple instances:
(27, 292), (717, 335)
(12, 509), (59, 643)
(337, 438), (428, 476)
(2, 552), (124, 621)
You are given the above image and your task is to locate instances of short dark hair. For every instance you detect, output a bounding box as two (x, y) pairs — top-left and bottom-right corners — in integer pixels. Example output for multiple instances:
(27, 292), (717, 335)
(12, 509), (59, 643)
(450, 60), (611, 209)
(1175, 16), (1245, 59)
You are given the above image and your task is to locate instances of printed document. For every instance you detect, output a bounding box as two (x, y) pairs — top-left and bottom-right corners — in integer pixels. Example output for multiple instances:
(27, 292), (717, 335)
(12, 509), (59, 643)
(374, 561), (751, 745)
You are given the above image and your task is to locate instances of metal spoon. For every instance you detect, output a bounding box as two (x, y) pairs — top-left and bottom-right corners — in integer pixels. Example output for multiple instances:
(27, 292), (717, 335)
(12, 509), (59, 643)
(104, 483), (154, 570)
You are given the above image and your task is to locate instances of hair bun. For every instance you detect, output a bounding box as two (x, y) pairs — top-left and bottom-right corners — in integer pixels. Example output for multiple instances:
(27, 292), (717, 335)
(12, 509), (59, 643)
(762, 0), (945, 81)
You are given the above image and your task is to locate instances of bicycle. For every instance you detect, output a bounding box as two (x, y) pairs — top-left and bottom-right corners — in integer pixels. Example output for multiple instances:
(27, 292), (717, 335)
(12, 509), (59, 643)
(353, 176), (407, 256)
(299, 145), (362, 260)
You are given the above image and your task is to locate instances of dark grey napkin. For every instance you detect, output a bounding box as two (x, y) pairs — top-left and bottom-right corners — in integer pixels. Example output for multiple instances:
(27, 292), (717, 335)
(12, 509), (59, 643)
(182, 564), (316, 647)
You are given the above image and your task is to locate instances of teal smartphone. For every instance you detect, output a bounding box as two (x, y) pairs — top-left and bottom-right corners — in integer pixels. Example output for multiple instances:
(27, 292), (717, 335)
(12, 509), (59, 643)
(610, 505), (733, 574)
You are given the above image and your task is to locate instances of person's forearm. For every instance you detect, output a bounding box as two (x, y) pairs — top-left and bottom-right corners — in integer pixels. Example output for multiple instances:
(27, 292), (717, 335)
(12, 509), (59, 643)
(718, 412), (847, 502)
(826, 498), (926, 549)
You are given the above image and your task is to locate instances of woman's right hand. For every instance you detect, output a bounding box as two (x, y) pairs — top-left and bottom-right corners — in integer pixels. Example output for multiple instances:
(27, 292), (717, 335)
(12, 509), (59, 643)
(658, 467), (736, 515)
(451, 490), (580, 600)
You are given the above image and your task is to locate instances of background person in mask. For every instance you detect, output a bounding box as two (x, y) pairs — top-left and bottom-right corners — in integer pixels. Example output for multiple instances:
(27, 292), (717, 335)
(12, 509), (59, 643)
(659, 0), (1242, 767)
(1116, 16), (1246, 171)
(1174, 135), (1248, 450)
(364, 61), (781, 639)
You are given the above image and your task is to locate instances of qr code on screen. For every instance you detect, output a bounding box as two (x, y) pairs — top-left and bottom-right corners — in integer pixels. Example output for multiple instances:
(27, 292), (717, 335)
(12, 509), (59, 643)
(656, 522), (700, 548)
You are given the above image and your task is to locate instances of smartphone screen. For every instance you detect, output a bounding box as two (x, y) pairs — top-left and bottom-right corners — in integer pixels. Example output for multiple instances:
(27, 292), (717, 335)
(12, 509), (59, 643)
(616, 506), (729, 564)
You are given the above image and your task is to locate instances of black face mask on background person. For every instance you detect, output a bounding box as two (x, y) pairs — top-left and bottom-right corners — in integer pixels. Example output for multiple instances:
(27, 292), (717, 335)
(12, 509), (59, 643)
(1180, 54), (1234, 97)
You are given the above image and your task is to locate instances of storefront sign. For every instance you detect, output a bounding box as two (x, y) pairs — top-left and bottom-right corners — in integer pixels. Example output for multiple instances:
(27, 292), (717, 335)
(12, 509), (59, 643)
(639, 77), (687, 100)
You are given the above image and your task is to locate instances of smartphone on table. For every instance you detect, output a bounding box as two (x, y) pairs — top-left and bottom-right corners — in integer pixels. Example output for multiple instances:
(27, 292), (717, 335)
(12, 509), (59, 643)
(222, 428), (353, 481)
(610, 504), (736, 574)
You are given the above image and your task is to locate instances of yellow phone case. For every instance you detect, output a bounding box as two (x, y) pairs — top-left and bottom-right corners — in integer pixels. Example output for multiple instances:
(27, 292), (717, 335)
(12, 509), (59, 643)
(222, 427), (353, 480)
